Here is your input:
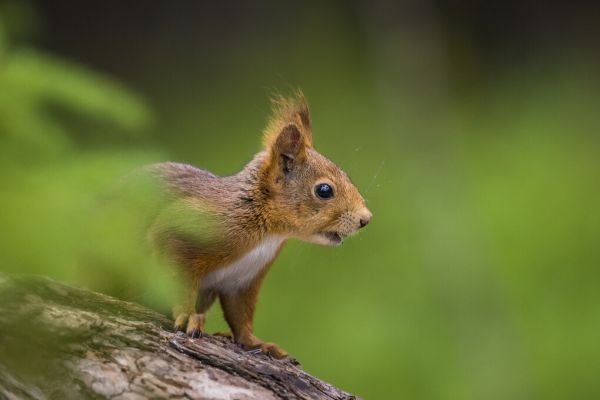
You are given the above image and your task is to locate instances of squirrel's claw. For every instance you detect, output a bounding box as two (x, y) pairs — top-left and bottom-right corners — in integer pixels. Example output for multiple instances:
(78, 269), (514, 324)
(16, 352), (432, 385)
(185, 313), (206, 339)
(189, 328), (202, 338)
(260, 342), (288, 359)
(243, 346), (299, 364)
(239, 339), (289, 359)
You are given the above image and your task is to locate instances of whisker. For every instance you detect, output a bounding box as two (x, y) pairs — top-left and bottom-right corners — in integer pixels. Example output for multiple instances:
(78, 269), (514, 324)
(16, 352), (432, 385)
(365, 160), (385, 195)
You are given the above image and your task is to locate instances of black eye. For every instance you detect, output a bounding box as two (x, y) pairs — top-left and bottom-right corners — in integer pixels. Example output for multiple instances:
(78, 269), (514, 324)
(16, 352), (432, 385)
(315, 183), (334, 199)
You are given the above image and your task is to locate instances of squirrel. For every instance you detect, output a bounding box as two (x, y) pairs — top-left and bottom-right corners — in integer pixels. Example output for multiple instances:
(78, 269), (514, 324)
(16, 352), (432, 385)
(141, 91), (372, 358)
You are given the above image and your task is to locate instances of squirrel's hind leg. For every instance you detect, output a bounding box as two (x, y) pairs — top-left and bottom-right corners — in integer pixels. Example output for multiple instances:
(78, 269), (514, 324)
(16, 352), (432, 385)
(219, 273), (289, 359)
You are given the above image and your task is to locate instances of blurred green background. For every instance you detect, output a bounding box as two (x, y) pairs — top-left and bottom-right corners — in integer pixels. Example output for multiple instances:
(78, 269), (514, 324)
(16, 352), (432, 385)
(1, 1), (599, 398)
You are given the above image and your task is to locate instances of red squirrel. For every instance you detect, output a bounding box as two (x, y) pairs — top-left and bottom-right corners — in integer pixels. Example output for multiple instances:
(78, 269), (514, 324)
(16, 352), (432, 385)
(143, 92), (371, 358)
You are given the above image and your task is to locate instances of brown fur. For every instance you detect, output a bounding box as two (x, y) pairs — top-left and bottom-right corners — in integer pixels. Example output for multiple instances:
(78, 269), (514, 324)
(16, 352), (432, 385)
(143, 91), (371, 358)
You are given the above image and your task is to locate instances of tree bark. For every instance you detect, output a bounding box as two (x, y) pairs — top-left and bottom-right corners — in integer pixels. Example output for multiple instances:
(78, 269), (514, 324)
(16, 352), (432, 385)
(0, 274), (358, 400)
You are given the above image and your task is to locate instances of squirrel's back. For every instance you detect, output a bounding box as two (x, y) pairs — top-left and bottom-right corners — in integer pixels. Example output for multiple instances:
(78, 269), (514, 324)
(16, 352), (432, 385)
(145, 162), (220, 199)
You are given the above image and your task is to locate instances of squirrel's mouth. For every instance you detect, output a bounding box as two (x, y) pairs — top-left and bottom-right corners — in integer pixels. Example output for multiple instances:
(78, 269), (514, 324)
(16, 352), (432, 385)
(320, 231), (344, 245)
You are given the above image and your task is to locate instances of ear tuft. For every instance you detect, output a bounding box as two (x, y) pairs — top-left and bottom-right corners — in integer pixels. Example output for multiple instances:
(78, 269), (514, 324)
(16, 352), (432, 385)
(262, 90), (312, 149)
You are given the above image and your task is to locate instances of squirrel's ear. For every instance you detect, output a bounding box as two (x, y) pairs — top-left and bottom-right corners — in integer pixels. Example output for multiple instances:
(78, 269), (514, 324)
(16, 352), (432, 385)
(270, 124), (308, 173)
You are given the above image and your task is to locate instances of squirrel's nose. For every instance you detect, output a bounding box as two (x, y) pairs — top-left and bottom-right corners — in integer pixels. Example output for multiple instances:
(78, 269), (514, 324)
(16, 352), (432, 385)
(358, 208), (372, 229)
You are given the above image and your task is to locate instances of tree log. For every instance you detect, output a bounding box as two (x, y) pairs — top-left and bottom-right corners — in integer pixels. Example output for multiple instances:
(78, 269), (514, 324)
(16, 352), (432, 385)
(0, 274), (358, 400)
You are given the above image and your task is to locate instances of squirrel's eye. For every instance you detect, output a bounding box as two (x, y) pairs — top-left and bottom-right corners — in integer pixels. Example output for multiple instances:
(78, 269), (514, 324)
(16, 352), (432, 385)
(315, 183), (334, 199)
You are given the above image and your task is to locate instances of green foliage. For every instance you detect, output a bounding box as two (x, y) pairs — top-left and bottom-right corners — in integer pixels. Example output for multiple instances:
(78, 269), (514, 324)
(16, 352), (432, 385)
(0, 49), (151, 161)
(0, 32), (179, 309)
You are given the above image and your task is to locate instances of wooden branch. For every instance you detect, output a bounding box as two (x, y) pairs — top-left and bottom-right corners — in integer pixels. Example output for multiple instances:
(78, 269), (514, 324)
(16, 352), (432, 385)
(0, 274), (358, 400)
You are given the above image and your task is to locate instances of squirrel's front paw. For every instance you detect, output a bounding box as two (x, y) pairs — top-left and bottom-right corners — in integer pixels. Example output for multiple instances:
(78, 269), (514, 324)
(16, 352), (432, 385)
(185, 313), (206, 338)
(174, 313), (189, 333)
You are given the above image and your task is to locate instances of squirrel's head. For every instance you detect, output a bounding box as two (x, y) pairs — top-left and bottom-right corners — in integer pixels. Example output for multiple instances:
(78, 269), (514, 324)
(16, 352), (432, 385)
(260, 91), (372, 246)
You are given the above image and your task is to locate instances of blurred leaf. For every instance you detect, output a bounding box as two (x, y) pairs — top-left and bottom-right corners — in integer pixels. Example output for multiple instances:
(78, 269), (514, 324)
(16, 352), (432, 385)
(0, 48), (152, 132)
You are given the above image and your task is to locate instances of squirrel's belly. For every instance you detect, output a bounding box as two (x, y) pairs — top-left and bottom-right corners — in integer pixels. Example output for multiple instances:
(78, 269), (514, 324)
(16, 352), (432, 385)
(201, 235), (286, 292)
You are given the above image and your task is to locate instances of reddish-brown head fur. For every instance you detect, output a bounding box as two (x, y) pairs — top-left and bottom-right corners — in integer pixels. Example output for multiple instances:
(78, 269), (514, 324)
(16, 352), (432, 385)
(260, 91), (372, 245)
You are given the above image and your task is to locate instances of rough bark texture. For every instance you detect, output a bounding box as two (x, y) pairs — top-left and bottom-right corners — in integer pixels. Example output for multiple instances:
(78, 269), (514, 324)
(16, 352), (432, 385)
(0, 274), (358, 400)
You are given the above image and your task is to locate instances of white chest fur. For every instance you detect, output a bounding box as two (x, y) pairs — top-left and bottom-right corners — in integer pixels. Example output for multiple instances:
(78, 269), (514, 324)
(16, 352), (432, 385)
(202, 236), (286, 293)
